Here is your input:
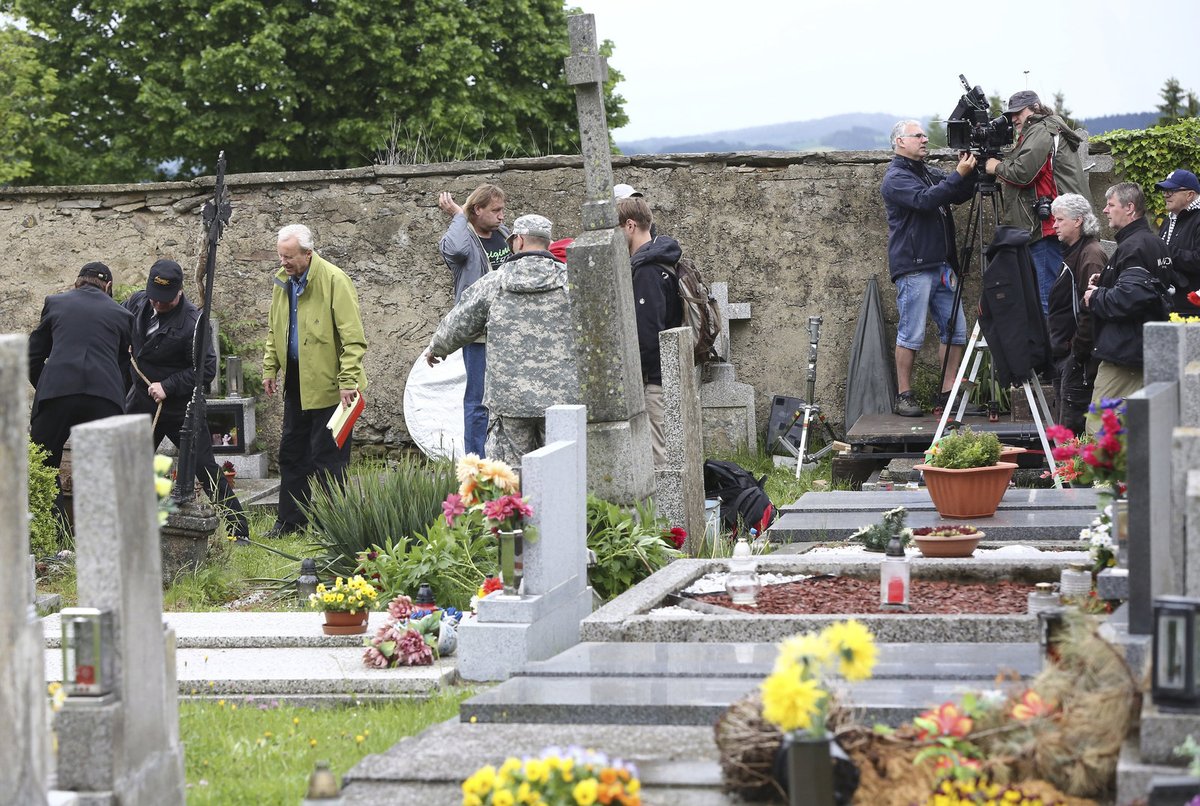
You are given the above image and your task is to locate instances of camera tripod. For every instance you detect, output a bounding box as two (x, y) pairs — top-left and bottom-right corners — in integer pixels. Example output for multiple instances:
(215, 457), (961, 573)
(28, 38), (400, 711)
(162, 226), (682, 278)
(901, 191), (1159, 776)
(771, 316), (845, 478)
(929, 170), (1061, 489)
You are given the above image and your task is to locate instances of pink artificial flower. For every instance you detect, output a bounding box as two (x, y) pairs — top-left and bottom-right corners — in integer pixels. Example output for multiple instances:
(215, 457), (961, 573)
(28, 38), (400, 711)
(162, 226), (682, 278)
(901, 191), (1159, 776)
(482, 495), (533, 526)
(363, 646), (389, 669)
(1045, 424), (1075, 442)
(387, 595), (414, 621)
(1051, 444), (1078, 462)
(442, 493), (466, 526)
(398, 628), (434, 666)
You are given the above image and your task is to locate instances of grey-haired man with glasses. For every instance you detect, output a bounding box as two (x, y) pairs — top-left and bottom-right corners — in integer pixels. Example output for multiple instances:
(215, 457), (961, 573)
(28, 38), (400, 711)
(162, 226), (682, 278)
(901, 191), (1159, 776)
(880, 119), (977, 417)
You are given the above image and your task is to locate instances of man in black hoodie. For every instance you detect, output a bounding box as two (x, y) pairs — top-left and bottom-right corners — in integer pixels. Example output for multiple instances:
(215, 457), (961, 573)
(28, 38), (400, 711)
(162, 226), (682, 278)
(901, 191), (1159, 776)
(1083, 183), (1172, 414)
(618, 197), (683, 468)
(1156, 169), (1200, 315)
(125, 259), (249, 540)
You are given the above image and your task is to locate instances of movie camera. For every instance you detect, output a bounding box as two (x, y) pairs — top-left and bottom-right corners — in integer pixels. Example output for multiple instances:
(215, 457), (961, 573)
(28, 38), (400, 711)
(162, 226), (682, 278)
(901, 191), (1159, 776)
(945, 74), (1013, 159)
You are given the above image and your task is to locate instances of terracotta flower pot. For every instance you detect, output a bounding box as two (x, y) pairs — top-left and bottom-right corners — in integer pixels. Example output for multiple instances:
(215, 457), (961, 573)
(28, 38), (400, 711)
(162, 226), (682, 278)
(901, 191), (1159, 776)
(913, 531), (984, 558)
(322, 610), (368, 636)
(913, 462), (1017, 519)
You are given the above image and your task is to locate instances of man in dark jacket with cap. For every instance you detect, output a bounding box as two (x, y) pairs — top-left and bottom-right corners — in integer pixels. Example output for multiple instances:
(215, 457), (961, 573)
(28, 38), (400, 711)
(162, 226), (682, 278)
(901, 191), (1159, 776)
(985, 90), (1087, 315)
(1083, 183), (1172, 415)
(1156, 169), (1200, 315)
(618, 197), (683, 467)
(124, 259), (249, 540)
(29, 262), (133, 469)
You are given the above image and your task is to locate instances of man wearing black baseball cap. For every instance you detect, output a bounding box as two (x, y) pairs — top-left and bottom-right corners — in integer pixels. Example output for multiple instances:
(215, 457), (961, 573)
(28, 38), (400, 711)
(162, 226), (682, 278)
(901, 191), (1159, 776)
(124, 258), (249, 540)
(984, 90), (1087, 316)
(1156, 169), (1200, 314)
(29, 262), (134, 472)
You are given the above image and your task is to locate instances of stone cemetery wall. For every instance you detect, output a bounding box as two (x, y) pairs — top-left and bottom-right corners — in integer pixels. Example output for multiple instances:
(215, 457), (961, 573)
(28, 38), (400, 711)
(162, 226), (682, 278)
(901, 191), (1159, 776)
(0, 151), (1115, 460)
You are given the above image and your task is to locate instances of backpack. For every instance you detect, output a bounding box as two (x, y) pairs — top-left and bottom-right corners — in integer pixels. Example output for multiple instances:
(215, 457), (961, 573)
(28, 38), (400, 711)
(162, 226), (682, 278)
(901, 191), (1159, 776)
(664, 256), (723, 364)
(703, 459), (775, 534)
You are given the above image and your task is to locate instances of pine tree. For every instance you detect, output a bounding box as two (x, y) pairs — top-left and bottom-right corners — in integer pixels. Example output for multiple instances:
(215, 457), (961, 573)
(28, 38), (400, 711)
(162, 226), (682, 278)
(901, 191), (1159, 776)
(1158, 77), (1188, 125)
(1053, 92), (1079, 129)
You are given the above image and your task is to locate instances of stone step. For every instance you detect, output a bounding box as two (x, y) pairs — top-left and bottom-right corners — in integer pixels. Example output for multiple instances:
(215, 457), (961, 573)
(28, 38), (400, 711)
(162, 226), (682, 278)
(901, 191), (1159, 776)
(519, 641), (1040, 681)
(778, 488), (1099, 513)
(342, 718), (730, 806)
(460, 673), (1013, 727)
(44, 612), (456, 700)
(769, 506), (1093, 543)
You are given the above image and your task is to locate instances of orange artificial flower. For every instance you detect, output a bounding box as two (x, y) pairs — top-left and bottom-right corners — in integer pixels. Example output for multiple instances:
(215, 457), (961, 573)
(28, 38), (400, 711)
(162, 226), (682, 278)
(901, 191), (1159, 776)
(916, 701), (973, 740)
(1011, 689), (1057, 721)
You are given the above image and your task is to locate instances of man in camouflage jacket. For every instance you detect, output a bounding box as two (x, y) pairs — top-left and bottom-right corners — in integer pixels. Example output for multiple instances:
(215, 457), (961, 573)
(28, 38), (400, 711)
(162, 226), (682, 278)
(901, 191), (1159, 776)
(425, 214), (580, 468)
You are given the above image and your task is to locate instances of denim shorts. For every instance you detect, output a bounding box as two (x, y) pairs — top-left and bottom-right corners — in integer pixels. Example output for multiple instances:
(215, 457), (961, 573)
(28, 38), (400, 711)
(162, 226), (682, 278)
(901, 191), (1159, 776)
(895, 264), (967, 350)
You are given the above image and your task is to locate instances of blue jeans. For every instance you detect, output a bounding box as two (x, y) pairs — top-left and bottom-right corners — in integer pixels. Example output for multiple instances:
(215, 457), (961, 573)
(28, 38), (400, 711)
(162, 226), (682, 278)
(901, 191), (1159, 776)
(462, 342), (489, 457)
(1029, 237), (1062, 317)
(895, 264), (966, 350)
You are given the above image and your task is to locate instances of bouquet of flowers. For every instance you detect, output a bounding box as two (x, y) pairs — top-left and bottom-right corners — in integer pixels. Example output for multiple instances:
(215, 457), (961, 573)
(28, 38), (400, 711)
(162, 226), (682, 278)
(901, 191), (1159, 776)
(469, 576), (505, 612)
(362, 594), (459, 668)
(760, 620), (877, 736)
(1079, 505), (1116, 573)
(442, 455), (534, 534)
(308, 575), (377, 613)
(461, 746), (641, 806)
(1046, 399), (1127, 491)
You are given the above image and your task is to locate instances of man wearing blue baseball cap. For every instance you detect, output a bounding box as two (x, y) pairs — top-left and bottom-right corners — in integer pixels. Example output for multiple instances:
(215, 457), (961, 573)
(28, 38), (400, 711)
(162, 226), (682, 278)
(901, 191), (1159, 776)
(1156, 169), (1200, 314)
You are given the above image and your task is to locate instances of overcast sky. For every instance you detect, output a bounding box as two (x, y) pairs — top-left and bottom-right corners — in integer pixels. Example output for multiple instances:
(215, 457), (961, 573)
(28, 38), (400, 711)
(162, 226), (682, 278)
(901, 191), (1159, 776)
(573, 0), (1200, 142)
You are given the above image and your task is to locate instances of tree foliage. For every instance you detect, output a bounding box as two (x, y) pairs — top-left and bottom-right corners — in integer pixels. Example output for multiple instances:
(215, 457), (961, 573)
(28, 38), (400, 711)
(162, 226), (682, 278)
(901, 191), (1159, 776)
(1156, 77), (1196, 126)
(1095, 118), (1200, 220)
(2, 0), (628, 184)
(0, 25), (66, 185)
(1052, 91), (1079, 129)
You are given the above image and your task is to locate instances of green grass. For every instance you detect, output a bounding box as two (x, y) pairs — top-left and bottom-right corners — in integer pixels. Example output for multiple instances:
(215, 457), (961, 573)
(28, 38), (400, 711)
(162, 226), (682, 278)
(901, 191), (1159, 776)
(181, 688), (473, 805)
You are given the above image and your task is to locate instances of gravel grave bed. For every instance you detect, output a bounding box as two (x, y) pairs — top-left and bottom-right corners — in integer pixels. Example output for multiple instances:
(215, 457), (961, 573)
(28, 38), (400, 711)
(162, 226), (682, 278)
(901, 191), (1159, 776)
(694, 575), (1037, 615)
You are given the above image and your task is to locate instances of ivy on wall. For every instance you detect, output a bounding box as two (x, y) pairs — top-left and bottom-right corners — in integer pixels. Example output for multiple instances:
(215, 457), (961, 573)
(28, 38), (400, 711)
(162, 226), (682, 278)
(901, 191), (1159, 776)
(1095, 118), (1200, 222)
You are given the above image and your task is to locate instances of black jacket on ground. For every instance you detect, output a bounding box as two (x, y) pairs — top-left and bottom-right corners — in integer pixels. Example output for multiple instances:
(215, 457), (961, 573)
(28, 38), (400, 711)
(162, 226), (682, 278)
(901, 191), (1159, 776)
(1047, 236), (1106, 361)
(124, 290), (216, 415)
(1089, 217), (1171, 369)
(979, 226), (1052, 386)
(29, 284), (133, 413)
(630, 236), (684, 385)
(1160, 205), (1200, 314)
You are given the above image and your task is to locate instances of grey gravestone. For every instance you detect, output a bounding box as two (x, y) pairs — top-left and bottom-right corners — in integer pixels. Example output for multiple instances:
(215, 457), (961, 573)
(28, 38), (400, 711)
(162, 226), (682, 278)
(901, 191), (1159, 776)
(563, 13), (655, 505)
(457, 405), (593, 681)
(0, 335), (50, 806)
(57, 415), (185, 805)
(699, 282), (756, 453)
(1126, 382), (1181, 634)
(654, 327), (705, 552)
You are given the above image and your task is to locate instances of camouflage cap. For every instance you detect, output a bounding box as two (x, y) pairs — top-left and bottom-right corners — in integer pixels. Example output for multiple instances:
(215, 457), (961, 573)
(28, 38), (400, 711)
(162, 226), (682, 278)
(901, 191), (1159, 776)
(508, 214), (553, 241)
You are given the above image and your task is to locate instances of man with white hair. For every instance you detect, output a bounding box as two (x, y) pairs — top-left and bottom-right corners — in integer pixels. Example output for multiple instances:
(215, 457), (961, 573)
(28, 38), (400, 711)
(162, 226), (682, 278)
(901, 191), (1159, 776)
(880, 119), (977, 417)
(262, 223), (367, 537)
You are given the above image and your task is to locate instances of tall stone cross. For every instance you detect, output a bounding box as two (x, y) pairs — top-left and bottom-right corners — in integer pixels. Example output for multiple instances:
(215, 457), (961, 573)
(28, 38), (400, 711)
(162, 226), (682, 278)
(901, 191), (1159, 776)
(563, 13), (654, 504)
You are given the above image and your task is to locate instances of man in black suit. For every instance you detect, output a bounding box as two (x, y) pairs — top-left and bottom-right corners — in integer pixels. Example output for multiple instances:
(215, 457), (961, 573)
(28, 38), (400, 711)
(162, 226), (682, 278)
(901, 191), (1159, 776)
(124, 259), (249, 540)
(29, 262), (133, 469)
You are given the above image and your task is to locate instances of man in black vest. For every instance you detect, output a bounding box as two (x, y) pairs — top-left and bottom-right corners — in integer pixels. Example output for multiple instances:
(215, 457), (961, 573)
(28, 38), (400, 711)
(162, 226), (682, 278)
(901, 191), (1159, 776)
(29, 262), (133, 469)
(125, 259), (249, 540)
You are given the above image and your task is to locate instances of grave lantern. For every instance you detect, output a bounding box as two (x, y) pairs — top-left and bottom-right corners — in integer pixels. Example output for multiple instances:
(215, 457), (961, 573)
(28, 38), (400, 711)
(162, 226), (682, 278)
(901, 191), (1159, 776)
(61, 607), (115, 697)
(1153, 596), (1200, 709)
(879, 534), (909, 611)
(297, 558), (319, 604)
(225, 356), (244, 398)
(1037, 607), (1067, 666)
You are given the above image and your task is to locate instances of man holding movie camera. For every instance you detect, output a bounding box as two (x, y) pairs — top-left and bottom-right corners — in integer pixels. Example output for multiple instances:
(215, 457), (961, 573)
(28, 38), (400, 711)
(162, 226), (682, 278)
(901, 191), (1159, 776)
(984, 90), (1087, 316)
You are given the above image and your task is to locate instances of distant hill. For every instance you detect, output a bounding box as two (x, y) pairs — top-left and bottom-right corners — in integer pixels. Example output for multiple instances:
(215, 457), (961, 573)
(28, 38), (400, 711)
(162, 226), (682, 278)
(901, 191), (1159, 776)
(617, 113), (896, 154)
(1078, 112), (1157, 135)
(616, 111), (1161, 154)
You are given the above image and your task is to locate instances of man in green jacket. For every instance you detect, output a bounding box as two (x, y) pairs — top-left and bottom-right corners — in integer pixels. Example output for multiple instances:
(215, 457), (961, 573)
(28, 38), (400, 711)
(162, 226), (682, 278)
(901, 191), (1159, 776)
(262, 224), (367, 536)
(985, 90), (1087, 316)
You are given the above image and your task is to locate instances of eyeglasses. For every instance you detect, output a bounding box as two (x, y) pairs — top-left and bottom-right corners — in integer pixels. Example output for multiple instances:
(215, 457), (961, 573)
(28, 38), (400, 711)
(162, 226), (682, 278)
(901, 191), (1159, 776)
(898, 133), (928, 140)
(1163, 189), (1185, 197)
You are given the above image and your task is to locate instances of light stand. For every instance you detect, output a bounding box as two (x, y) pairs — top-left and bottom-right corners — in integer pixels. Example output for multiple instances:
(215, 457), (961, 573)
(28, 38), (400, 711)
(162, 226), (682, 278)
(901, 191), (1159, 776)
(771, 316), (843, 479)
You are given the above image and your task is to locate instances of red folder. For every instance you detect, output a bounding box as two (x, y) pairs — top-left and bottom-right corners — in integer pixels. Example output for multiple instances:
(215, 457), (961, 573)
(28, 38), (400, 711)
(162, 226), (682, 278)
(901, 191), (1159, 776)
(326, 391), (364, 449)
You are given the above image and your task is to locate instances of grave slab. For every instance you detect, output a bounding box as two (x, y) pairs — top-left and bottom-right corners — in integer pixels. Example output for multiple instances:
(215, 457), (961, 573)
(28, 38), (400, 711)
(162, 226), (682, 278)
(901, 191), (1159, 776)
(342, 720), (725, 806)
(1128, 383), (1181, 633)
(770, 507), (1093, 543)
(778, 488), (1099, 513)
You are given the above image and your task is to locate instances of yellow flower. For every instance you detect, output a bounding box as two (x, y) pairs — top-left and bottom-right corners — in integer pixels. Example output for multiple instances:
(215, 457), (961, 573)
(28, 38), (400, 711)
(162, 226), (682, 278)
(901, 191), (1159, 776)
(824, 620), (877, 681)
(524, 758), (549, 784)
(478, 458), (519, 491)
(355, 734), (364, 744)
(572, 778), (599, 806)
(761, 670), (825, 733)
(309, 738), (317, 747)
(263, 731), (272, 739)
(154, 476), (173, 498)
(456, 454), (487, 484)
(153, 454), (174, 474)
(463, 796), (483, 806)
(775, 632), (831, 672)
(465, 766), (496, 796)
(499, 757), (522, 779)
(493, 790), (515, 806)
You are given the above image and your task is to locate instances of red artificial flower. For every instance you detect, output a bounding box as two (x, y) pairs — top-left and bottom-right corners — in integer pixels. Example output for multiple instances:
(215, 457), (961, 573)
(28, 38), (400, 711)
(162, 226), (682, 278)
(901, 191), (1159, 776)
(1045, 424), (1076, 442)
(397, 628), (433, 666)
(663, 527), (687, 549)
(1190, 290), (1200, 307)
(916, 702), (974, 740)
(481, 577), (504, 595)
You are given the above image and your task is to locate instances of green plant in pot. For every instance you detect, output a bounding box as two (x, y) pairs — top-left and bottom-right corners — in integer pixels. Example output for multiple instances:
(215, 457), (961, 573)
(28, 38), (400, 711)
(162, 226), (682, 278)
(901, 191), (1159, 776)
(849, 506), (912, 553)
(914, 427), (1016, 519)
